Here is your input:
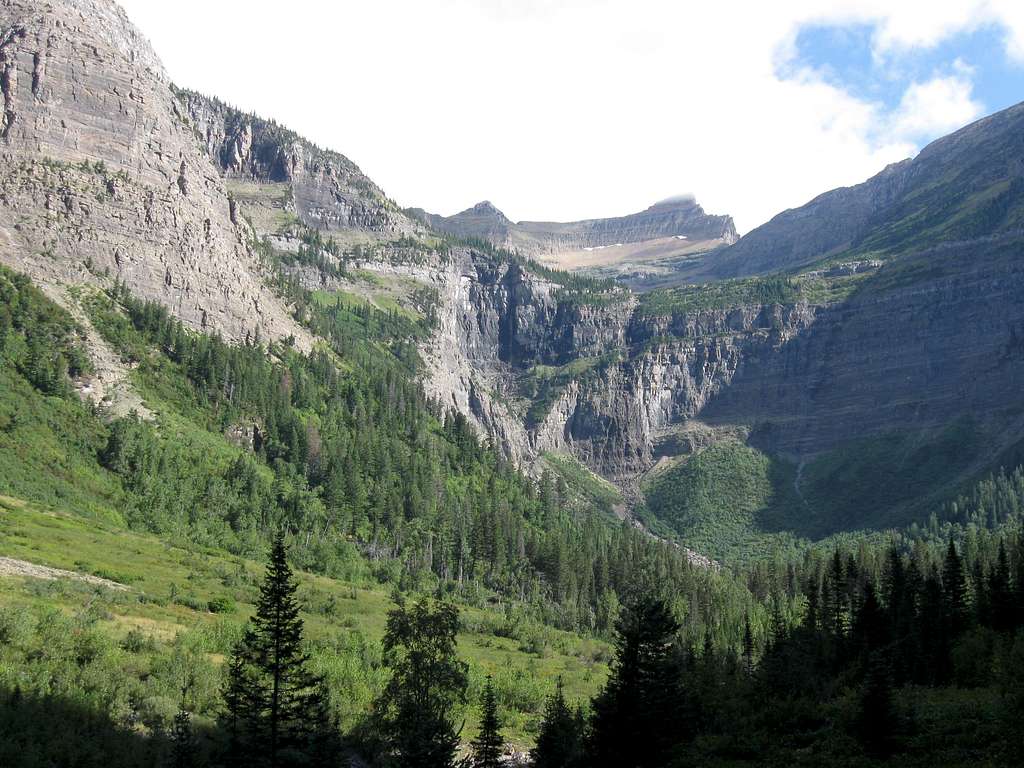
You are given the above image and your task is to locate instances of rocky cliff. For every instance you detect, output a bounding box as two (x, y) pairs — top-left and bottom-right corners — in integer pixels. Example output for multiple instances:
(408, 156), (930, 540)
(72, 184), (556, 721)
(406, 246), (816, 476)
(180, 90), (418, 238)
(0, 0), (305, 347)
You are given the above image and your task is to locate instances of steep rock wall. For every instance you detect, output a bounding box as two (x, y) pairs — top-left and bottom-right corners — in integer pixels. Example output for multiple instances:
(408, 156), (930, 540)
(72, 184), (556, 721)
(0, 0), (306, 346)
(706, 233), (1024, 455)
(180, 90), (417, 237)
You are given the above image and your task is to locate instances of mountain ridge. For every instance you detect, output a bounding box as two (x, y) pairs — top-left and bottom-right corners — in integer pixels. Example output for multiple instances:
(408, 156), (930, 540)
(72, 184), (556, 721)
(705, 100), (1024, 279)
(410, 195), (738, 257)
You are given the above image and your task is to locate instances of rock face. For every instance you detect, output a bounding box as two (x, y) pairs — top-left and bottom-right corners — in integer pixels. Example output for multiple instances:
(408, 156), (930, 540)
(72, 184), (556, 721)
(412, 196), (738, 256)
(0, 0), (305, 345)
(417, 229), (1024, 483)
(411, 246), (815, 476)
(705, 233), (1024, 456)
(180, 90), (418, 238)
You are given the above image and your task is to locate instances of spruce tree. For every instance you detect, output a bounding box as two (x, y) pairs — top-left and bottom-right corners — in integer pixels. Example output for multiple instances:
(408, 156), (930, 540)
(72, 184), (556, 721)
(942, 539), (968, 636)
(221, 532), (333, 768)
(586, 595), (686, 768)
(531, 679), (583, 768)
(471, 676), (503, 768)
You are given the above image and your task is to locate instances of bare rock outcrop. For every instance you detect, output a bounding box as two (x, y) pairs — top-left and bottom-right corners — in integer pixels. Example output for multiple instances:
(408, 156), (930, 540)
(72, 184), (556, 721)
(179, 89), (418, 238)
(0, 0), (308, 348)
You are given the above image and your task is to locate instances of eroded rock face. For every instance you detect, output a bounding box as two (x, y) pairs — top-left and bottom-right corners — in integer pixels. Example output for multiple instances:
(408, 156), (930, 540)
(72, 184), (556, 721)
(413, 231), (1024, 480)
(706, 234), (1024, 456)
(180, 90), (417, 237)
(409, 247), (815, 476)
(0, 0), (306, 346)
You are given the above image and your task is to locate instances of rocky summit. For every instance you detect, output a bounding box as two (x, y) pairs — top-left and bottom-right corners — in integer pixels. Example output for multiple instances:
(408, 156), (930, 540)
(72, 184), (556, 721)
(412, 196), (738, 270)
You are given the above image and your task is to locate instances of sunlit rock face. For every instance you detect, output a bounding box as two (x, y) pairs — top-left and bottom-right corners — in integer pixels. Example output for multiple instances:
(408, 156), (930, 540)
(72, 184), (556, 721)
(0, 0), (306, 345)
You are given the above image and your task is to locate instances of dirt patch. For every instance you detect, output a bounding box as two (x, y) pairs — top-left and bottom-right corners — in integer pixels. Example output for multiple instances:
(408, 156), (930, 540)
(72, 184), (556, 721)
(0, 555), (129, 590)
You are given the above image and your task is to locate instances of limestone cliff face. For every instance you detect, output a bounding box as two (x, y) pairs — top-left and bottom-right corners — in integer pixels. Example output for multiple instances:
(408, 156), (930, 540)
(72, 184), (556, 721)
(705, 233), (1024, 456)
(409, 246), (815, 476)
(415, 228), (1024, 480)
(0, 0), (305, 345)
(180, 90), (417, 237)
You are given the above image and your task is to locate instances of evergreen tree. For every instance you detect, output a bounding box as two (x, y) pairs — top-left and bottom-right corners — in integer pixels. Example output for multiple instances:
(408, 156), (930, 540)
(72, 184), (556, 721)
(169, 722), (194, 767)
(531, 679), (583, 768)
(586, 595), (686, 768)
(471, 676), (503, 768)
(852, 581), (888, 666)
(822, 549), (848, 641)
(943, 539), (968, 636)
(742, 614), (755, 676)
(376, 596), (468, 768)
(169, 690), (197, 768)
(856, 651), (896, 757)
(989, 540), (1013, 632)
(221, 533), (332, 768)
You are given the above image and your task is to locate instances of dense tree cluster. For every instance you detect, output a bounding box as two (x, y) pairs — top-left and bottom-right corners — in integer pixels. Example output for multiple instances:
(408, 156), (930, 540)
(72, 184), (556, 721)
(530, 534), (1024, 766)
(0, 266), (90, 394)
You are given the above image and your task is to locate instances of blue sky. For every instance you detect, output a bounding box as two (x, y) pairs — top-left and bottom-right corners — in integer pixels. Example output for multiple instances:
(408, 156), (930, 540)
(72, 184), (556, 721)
(786, 22), (1022, 139)
(119, 0), (1024, 232)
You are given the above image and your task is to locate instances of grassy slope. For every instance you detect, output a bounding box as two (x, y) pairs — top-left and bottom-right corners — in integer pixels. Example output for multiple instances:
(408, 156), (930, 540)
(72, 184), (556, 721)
(542, 452), (624, 517)
(640, 442), (803, 561)
(0, 495), (608, 746)
(0, 367), (124, 523)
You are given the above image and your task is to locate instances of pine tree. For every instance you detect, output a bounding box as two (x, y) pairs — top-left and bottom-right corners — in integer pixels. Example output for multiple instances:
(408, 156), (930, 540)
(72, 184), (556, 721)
(856, 651), (895, 757)
(170, 701), (197, 768)
(742, 614), (755, 675)
(989, 539), (1013, 632)
(586, 595), (686, 768)
(471, 677), (503, 768)
(942, 539), (968, 636)
(221, 532), (333, 768)
(823, 549), (848, 640)
(531, 679), (583, 768)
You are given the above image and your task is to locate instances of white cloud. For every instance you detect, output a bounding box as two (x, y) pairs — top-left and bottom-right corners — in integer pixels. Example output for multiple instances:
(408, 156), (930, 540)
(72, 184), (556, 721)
(113, 0), (1021, 233)
(890, 73), (984, 140)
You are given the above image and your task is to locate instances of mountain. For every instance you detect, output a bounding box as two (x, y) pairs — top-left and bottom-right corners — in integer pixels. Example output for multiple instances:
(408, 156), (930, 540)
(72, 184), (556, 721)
(411, 196), (738, 268)
(405, 100), (1024, 553)
(704, 101), (1024, 278)
(4, 2), (1024, 764)
(4, 0), (1024, 555)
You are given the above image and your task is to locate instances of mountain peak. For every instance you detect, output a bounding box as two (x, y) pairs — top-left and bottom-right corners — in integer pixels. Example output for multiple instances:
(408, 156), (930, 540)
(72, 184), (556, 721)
(455, 201), (511, 223)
